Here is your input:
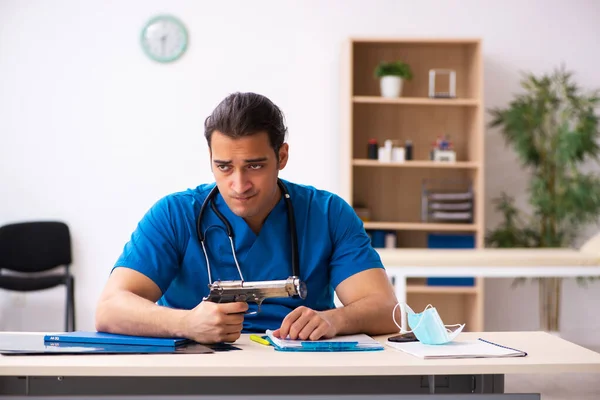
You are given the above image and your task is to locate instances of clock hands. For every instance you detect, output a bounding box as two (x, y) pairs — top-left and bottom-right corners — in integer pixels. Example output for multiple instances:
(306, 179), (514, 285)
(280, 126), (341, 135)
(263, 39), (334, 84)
(160, 34), (167, 56)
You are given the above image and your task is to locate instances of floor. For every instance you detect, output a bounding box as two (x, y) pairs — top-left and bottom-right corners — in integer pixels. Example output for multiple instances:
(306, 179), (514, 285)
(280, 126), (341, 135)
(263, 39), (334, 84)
(505, 373), (600, 399)
(504, 346), (600, 399)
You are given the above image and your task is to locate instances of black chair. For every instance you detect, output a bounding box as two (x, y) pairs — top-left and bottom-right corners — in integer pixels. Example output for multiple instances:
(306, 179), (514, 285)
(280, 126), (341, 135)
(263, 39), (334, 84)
(0, 221), (75, 331)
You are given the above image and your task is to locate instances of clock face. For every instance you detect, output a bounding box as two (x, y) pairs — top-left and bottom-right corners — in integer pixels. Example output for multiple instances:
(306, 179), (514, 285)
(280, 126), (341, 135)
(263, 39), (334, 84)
(140, 15), (188, 63)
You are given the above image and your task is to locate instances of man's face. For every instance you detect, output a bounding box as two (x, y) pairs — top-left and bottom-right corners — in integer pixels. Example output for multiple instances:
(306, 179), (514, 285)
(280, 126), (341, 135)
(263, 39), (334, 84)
(210, 130), (288, 220)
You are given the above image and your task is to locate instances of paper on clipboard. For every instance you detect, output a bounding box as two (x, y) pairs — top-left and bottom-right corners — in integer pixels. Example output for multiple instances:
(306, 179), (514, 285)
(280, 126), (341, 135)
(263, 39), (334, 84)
(387, 338), (527, 359)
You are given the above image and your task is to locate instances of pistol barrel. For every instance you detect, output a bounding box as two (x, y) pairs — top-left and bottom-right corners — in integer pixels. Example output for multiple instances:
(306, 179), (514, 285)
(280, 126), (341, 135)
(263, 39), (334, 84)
(204, 276), (307, 304)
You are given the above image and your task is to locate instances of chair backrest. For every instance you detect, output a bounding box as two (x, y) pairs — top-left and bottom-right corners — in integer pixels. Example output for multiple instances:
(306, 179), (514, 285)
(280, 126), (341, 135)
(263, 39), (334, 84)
(0, 221), (72, 273)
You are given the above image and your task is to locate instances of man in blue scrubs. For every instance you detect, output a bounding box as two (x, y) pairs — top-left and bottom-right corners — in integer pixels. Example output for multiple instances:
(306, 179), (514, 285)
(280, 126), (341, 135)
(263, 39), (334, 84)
(96, 92), (398, 344)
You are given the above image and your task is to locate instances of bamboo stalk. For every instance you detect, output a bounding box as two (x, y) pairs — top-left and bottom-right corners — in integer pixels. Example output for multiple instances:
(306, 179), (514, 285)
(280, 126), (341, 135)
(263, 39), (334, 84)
(539, 277), (561, 332)
(539, 278), (547, 331)
(554, 277), (561, 331)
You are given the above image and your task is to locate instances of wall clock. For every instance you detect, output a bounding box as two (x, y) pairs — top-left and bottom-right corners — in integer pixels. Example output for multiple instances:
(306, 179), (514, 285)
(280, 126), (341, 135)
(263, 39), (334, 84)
(140, 15), (188, 63)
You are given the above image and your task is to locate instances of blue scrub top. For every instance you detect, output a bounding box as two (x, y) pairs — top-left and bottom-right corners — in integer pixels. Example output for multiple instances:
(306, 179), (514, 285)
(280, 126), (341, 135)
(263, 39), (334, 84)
(114, 179), (384, 333)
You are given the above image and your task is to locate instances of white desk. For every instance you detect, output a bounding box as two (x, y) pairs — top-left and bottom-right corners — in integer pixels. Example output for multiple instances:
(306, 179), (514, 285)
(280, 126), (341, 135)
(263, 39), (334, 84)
(0, 331), (599, 398)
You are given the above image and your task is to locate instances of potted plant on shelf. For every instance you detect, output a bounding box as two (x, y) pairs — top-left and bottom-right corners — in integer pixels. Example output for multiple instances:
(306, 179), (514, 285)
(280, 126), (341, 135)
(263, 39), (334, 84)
(486, 65), (600, 335)
(374, 61), (413, 98)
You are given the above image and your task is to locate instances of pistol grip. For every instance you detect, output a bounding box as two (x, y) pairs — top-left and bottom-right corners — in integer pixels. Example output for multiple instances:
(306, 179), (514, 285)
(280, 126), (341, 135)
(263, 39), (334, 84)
(202, 293), (222, 303)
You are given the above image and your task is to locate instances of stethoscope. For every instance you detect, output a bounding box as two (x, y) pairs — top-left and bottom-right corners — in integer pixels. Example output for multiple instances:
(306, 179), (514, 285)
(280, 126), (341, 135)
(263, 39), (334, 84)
(196, 178), (299, 284)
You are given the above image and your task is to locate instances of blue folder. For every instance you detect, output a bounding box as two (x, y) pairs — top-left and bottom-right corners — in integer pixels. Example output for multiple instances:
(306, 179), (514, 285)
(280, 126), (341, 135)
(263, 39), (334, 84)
(43, 331), (191, 347)
(2, 342), (214, 355)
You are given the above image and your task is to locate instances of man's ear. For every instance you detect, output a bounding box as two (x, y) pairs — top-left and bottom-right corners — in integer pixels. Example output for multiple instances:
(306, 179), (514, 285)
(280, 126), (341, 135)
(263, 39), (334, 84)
(278, 143), (289, 170)
(208, 147), (213, 171)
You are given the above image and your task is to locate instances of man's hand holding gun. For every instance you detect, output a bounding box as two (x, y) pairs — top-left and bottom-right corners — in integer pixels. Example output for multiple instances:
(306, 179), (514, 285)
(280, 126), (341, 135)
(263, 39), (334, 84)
(179, 277), (306, 344)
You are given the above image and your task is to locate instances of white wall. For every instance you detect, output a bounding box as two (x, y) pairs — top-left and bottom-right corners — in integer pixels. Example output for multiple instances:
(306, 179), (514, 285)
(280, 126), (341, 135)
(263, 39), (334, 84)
(1, 0), (599, 344)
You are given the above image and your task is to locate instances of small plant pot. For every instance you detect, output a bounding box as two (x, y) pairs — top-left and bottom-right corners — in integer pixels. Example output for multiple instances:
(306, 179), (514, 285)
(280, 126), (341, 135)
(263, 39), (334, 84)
(380, 76), (403, 98)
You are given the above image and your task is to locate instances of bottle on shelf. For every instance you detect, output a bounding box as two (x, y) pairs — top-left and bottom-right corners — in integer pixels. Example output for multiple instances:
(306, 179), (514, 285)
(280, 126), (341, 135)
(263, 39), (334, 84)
(378, 139), (393, 162)
(405, 140), (413, 160)
(385, 232), (397, 248)
(392, 140), (405, 162)
(367, 139), (378, 160)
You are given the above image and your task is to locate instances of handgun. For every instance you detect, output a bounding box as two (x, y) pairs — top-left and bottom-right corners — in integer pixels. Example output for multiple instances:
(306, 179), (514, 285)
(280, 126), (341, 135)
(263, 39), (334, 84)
(203, 276), (307, 314)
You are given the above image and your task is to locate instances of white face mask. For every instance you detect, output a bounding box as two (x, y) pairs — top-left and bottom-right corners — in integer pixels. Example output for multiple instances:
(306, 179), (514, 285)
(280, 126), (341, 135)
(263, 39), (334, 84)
(393, 303), (465, 345)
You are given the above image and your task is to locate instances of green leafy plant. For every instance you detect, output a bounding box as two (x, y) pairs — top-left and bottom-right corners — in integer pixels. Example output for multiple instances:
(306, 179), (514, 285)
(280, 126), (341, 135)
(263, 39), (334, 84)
(374, 61), (413, 80)
(486, 65), (600, 331)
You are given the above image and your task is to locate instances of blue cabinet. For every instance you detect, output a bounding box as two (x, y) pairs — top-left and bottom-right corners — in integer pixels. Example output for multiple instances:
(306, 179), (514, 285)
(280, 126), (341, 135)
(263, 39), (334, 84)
(426, 233), (475, 286)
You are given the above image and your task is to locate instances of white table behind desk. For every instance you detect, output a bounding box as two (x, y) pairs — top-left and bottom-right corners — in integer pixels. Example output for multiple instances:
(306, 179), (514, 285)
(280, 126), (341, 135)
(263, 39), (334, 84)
(374, 248), (600, 309)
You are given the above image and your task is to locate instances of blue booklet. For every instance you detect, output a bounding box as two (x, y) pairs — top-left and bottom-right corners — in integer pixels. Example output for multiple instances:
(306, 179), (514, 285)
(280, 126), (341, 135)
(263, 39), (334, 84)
(44, 331), (191, 347)
(264, 330), (384, 352)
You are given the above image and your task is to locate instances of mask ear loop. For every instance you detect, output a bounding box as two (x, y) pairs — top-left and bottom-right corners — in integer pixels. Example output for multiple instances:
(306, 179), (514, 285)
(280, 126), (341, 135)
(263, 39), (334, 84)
(393, 303), (433, 334)
(444, 323), (465, 333)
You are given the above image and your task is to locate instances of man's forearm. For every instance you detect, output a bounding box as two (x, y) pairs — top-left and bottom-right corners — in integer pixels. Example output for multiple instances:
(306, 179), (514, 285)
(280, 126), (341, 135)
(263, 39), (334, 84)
(322, 294), (398, 336)
(95, 291), (188, 338)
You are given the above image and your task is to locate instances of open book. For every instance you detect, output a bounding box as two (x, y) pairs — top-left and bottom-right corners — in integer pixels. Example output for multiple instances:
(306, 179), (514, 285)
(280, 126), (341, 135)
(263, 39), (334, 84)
(387, 338), (527, 359)
(265, 330), (384, 352)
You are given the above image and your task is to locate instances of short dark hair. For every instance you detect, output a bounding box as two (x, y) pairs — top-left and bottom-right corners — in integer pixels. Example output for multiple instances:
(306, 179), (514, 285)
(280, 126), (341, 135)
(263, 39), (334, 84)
(204, 92), (288, 156)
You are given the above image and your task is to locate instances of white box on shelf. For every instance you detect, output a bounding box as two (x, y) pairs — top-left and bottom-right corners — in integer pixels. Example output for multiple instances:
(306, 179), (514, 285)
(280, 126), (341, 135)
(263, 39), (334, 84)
(392, 147), (405, 162)
(433, 149), (456, 162)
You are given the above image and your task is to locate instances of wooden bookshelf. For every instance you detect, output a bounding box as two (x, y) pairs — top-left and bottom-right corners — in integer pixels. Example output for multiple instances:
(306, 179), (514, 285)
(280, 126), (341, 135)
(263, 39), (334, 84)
(341, 37), (485, 331)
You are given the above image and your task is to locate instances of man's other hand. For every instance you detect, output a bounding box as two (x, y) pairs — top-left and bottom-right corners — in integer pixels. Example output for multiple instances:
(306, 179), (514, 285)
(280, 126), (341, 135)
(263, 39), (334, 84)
(272, 306), (337, 341)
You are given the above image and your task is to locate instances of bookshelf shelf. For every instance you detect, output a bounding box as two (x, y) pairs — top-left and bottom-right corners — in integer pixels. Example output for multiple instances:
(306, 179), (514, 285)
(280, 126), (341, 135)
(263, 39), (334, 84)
(406, 284), (480, 294)
(353, 159), (480, 169)
(363, 222), (478, 232)
(353, 96), (479, 106)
